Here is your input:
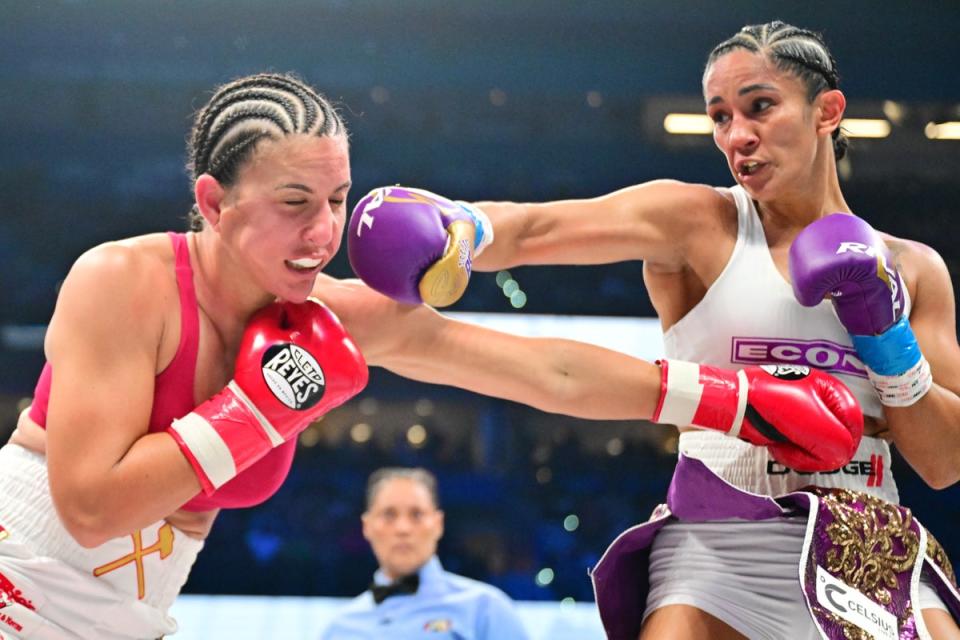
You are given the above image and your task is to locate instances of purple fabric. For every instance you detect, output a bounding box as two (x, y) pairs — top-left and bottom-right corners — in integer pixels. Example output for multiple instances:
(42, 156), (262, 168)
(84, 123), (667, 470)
(789, 214), (905, 336)
(730, 336), (867, 379)
(591, 455), (786, 640)
(347, 186), (472, 305)
(591, 455), (960, 640)
(589, 506), (669, 640)
(666, 451), (784, 521)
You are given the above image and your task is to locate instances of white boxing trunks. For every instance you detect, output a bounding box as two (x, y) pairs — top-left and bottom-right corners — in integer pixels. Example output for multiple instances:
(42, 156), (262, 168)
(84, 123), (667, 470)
(677, 429), (899, 503)
(0, 444), (204, 640)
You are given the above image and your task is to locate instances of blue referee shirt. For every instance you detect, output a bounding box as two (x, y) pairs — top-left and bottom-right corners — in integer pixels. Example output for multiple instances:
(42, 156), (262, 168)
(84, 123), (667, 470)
(319, 556), (530, 640)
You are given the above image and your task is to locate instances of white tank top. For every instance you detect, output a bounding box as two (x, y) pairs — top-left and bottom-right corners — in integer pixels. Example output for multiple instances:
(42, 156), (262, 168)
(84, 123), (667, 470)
(662, 184), (907, 419)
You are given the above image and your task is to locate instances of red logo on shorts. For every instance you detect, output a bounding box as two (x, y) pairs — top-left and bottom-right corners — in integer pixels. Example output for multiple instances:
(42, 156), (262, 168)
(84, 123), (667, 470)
(0, 571), (34, 612)
(866, 454), (884, 487)
(0, 526), (32, 634)
(0, 568), (36, 634)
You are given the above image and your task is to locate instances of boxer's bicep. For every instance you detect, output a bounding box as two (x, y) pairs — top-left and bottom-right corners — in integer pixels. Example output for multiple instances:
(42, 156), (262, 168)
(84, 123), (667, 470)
(44, 245), (163, 504)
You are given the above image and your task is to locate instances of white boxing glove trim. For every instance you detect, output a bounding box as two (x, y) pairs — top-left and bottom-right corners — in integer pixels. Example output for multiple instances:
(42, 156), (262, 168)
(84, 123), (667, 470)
(656, 360), (703, 427)
(169, 413), (238, 490)
(726, 369), (749, 440)
(227, 380), (285, 447)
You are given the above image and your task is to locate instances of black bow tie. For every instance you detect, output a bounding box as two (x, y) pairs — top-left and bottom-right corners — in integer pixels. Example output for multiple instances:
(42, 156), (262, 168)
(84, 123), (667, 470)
(371, 573), (420, 604)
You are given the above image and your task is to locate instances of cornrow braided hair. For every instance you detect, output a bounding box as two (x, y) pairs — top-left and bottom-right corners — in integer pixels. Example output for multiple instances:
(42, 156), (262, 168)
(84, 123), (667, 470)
(706, 21), (848, 161)
(186, 72), (346, 229)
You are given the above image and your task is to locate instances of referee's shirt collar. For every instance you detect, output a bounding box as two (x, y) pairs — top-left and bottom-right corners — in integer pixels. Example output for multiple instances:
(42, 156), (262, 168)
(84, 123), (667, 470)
(372, 555), (444, 597)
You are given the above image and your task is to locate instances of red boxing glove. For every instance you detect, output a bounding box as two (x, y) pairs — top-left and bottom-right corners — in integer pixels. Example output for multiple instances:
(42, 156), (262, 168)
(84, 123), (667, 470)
(168, 299), (368, 495)
(653, 361), (863, 472)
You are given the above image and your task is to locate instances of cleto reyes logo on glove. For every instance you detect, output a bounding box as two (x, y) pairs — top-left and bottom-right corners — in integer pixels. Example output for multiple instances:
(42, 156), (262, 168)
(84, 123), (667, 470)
(260, 344), (326, 410)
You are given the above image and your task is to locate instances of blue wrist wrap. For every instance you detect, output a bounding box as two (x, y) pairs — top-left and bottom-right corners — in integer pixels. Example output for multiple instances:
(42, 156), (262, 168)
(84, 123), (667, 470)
(851, 316), (922, 376)
(458, 202), (485, 250)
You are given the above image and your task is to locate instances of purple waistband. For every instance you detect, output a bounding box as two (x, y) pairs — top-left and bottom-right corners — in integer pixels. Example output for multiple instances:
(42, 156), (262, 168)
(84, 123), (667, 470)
(590, 454), (960, 640)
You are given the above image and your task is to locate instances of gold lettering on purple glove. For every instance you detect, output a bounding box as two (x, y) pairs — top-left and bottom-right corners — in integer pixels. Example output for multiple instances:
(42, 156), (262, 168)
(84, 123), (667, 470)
(457, 238), (471, 270)
(418, 220), (476, 307)
(384, 188), (464, 217)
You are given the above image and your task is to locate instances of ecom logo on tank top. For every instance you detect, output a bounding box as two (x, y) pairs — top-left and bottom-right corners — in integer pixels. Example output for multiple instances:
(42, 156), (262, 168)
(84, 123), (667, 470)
(731, 337), (867, 378)
(260, 344), (326, 410)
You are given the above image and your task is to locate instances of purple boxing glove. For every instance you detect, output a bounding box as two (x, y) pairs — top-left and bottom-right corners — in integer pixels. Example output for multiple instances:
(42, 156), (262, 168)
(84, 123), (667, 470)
(789, 213), (904, 336)
(348, 186), (491, 307)
(790, 214), (931, 407)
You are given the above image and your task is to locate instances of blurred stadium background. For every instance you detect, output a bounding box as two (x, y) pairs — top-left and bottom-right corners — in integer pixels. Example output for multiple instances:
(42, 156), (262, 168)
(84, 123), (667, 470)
(2, 1), (959, 637)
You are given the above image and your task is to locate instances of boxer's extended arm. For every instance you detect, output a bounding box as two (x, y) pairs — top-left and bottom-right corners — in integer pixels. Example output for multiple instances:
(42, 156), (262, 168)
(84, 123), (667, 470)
(346, 181), (731, 307)
(316, 276), (862, 472)
(312, 274), (661, 420)
(470, 180), (728, 270)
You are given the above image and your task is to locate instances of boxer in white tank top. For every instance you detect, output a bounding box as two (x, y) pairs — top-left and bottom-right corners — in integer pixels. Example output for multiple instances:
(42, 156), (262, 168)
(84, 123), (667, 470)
(448, 20), (960, 640)
(643, 185), (947, 639)
(665, 184), (898, 502)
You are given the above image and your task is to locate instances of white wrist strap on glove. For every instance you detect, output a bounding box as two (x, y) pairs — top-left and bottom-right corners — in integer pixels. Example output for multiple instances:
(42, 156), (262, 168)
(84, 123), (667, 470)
(654, 359), (748, 437)
(168, 380), (285, 492)
(866, 355), (933, 407)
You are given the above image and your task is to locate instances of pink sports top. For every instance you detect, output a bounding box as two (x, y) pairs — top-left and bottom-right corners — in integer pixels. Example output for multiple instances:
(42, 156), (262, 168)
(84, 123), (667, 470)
(28, 232), (297, 511)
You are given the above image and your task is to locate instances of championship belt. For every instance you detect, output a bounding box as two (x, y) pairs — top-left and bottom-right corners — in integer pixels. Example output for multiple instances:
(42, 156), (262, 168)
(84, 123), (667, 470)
(799, 487), (958, 640)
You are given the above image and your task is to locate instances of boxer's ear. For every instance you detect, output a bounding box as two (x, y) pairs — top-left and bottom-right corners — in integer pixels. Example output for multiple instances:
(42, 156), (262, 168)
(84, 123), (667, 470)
(816, 89), (845, 138)
(194, 174), (225, 230)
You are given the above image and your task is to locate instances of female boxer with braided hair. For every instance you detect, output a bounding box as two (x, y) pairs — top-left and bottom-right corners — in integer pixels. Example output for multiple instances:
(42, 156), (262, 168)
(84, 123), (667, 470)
(348, 22), (960, 640)
(0, 70), (861, 639)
